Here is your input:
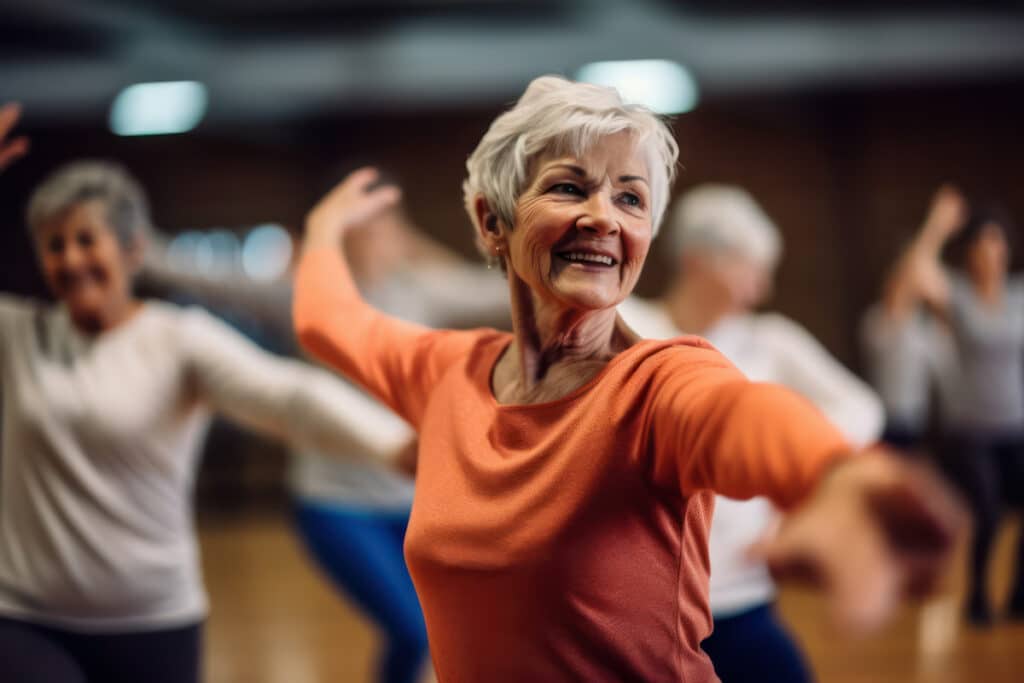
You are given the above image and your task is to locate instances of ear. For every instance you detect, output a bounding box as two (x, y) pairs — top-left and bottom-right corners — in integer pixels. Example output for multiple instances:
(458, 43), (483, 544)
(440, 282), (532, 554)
(472, 194), (508, 254)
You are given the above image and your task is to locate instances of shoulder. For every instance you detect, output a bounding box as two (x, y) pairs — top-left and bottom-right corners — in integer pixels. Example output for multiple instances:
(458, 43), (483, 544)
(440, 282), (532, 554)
(0, 293), (38, 324)
(627, 336), (741, 381)
(749, 312), (809, 339)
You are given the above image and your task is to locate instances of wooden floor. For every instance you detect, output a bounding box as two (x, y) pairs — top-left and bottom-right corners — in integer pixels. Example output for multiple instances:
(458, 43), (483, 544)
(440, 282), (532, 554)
(200, 511), (1023, 682)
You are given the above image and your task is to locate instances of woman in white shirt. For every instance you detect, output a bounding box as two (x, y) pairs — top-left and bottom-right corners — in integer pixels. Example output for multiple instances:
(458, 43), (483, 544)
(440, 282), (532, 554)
(0, 111), (409, 683)
(621, 184), (883, 683)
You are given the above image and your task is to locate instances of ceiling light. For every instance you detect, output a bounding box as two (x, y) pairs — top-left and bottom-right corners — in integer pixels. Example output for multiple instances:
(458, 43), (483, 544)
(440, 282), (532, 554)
(109, 81), (208, 136)
(576, 60), (698, 114)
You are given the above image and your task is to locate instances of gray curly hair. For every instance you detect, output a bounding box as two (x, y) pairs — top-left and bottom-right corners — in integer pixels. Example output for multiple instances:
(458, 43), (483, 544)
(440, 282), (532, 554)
(26, 160), (152, 249)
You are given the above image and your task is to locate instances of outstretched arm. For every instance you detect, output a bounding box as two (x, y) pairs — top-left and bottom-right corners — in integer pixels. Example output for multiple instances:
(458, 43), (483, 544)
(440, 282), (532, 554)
(183, 307), (413, 466)
(294, 168), (494, 427)
(649, 345), (965, 633)
(139, 231), (295, 342)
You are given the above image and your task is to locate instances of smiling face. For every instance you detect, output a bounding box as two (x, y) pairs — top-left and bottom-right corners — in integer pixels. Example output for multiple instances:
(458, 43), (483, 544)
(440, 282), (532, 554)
(36, 199), (141, 333)
(494, 131), (653, 313)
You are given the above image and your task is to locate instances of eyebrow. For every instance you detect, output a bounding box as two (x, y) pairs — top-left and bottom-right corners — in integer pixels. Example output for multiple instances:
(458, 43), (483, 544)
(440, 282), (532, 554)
(548, 164), (649, 186)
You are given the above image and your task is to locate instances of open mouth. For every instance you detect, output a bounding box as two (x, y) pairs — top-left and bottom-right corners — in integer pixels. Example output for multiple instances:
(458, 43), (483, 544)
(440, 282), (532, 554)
(555, 251), (619, 268)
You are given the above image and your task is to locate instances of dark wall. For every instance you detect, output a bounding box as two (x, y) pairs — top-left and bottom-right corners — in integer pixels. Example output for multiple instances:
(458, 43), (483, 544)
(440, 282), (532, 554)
(3, 80), (1022, 371)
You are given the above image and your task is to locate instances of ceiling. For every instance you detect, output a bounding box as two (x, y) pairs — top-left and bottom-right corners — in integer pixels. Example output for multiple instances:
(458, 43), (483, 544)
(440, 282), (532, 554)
(2, 0), (1023, 125)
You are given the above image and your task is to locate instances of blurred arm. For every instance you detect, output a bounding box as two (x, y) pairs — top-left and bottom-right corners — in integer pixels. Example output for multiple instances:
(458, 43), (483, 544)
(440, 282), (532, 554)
(140, 232), (295, 341)
(183, 307), (412, 464)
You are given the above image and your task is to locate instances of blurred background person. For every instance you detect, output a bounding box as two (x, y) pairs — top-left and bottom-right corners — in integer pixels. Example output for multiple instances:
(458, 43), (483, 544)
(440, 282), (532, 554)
(860, 188), (960, 451)
(868, 185), (1024, 626)
(621, 184), (884, 682)
(138, 183), (508, 683)
(0, 123), (413, 683)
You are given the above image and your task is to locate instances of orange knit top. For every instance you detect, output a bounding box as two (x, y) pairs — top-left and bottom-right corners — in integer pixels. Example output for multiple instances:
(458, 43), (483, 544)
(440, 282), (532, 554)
(294, 248), (849, 683)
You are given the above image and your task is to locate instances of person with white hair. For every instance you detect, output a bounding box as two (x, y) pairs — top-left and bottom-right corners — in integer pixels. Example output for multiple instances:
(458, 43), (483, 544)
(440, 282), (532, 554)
(294, 75), (961, 681)
(620, 184), (884, 681)
(0, 108), (415, 683)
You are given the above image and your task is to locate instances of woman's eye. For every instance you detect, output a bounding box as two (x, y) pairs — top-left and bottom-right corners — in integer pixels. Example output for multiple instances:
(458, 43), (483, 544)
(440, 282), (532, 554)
(76, 232), (94, 248)
(619, 192), (642, 208)
(551, 183), (583, 196)
(47, 236), (64, 254)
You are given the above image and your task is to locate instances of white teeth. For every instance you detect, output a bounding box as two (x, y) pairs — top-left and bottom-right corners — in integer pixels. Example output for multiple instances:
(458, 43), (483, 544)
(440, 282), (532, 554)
(562, 252), (614, 266)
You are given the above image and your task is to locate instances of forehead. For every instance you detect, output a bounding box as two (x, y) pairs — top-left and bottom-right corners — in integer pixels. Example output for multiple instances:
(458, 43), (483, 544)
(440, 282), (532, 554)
(533, 131), (650, 180)
(37, 199), (112, 237)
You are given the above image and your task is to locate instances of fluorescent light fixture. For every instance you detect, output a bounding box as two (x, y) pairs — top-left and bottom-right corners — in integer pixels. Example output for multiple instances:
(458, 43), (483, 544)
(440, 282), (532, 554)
(575, 59), (698, 114)
(109, 81), (208, 136)
(243, 224), (293, 282)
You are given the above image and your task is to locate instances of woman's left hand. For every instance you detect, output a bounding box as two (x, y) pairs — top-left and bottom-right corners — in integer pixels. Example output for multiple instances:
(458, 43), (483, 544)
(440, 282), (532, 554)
(752, 449), (966, 634)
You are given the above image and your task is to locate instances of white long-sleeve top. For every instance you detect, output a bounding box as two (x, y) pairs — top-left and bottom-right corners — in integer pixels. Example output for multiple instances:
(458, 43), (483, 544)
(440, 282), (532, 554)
(0, 295), (410, 631)
(620, 297), (883, 616)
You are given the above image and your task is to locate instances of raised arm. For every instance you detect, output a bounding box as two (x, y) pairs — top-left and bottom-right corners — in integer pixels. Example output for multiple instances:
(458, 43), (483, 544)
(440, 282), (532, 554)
(0, 103), (29, 173)
(182, 307), (413, 466)
(881, 184), (967, 322)
(649, 345), (965, 632)
(294, 168), (492, 426)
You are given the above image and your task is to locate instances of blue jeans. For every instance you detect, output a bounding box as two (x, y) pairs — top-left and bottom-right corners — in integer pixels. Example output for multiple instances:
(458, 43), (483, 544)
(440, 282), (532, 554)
(293, 500), (428, 683)
(702, 604), (812, 683)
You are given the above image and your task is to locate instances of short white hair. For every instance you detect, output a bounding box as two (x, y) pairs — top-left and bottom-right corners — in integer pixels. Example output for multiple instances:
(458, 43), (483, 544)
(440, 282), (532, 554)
(669, 184), (782, 268)
(463, 75), (679, 245)
(27, 160), (151, 248)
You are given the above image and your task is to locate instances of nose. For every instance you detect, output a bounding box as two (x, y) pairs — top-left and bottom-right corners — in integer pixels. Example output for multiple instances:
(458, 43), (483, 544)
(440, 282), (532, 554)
(57, 242), (86, 271)
(576, 191), (619, 237)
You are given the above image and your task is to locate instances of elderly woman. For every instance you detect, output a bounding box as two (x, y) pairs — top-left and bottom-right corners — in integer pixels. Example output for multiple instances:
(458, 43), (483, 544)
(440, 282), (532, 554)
(621, 184), (884, 683)
(294, 76), (962, 682)
(0, 116), (411, 682)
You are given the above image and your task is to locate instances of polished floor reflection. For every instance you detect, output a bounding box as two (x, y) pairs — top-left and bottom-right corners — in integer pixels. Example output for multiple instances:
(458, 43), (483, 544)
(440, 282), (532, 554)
(201, 512), (1023, 682)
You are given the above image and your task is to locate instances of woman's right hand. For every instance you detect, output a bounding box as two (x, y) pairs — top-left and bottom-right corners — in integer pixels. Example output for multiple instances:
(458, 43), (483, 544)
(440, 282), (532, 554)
(303, 167), (402, 254)
(0, 103), (30, 173)
(919, 184), (968, 247)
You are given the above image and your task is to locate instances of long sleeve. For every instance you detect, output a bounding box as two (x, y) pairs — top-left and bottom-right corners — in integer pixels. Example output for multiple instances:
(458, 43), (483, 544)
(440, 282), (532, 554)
(293, 247), (494, 428)
(758, 313), (883, 447)
(647, 344), (851, 509)
(181, 307), (412, 463)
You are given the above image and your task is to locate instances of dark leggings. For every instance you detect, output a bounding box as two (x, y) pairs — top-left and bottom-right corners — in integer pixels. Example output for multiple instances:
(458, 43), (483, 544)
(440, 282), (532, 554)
(939, 432), (1024, 612)
(701, 603), (812, 683)
(0, 616), (202, 683)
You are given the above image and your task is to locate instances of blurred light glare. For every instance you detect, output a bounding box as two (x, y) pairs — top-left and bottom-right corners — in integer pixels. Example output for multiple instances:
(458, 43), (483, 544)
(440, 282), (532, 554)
(242, 225), (293, 282)
(575, 60), (698, 114)
(167, 231), (203, 270)
(206, 230), (242, 276)
(109, 81), (208, 136)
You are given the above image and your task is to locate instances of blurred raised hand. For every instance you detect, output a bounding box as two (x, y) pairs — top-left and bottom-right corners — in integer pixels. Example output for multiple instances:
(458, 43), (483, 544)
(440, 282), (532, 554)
(753, 449), (966, 634)
(0, 103), (30, 172)
(304, 167), (403, 254)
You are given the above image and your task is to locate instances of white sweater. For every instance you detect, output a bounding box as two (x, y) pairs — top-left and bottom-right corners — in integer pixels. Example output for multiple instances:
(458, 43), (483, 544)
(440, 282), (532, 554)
(620, 298), (883, 616)
(0, 296), (409, 631)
